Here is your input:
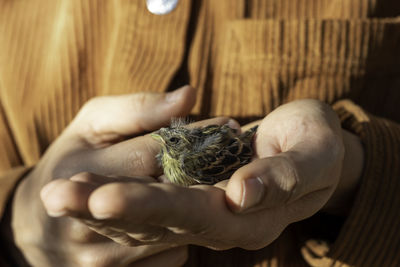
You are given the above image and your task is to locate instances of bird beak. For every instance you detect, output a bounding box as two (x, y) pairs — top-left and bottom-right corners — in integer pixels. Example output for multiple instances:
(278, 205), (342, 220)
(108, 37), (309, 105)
(150, 132), (165, 144)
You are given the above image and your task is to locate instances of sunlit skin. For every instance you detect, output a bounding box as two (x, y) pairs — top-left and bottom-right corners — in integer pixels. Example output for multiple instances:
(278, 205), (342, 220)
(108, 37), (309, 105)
(38, 98), (362, 253)
(11, 86), (198, 267)
(9, 85), (363, 265)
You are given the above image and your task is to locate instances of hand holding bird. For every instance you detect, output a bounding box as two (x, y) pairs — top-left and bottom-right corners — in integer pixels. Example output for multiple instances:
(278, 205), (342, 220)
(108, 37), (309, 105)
(39, 98), (361, 253)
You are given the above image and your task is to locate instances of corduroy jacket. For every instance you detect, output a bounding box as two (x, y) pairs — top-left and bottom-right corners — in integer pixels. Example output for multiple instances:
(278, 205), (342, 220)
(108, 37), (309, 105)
(0, 0), (399, 266)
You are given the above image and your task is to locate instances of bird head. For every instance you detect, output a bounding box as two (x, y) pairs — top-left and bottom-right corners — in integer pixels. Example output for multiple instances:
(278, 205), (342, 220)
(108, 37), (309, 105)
(151, 127), (192, 159)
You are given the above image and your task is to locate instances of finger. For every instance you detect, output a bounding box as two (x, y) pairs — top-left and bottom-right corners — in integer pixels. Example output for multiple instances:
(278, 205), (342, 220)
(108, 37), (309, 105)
(88, 117), (238, 178)
(69, 171), (155, 185)
(87, 183), (237, 241)
(40, 178), (96, 218)
(85, 223), (171, 246)
(186, 117), (240, 131)
(69, 85), (196, 145)
(226, 138), (344, 213)
(57, 173), (176, 243)
(41, 173), (172, 246)
(129, 246), (188, 267)
(40, 172), (154, 218)
(225, 156), (298, 213)
(87, 181), (282, 250)
(72, 243), (172, 267)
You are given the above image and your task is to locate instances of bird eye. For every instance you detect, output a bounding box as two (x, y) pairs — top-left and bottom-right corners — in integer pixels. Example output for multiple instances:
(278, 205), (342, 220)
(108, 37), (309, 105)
(169, 137), (179, 143)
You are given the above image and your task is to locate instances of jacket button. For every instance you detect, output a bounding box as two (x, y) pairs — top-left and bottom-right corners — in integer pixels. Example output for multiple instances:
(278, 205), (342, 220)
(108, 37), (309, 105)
(146, 0), (179, 15)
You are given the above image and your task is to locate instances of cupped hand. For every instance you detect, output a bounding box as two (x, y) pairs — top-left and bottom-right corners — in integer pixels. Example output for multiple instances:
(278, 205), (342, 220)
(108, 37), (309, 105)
(52, 99), (363, 252)
(11, 86), (200, 266)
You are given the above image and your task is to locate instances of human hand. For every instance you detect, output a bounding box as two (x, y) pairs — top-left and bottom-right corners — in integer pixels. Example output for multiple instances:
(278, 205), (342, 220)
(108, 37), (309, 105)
(234, 99), (363, 215)
(11, 86), (197, 266)
(48, 99), (363, 252)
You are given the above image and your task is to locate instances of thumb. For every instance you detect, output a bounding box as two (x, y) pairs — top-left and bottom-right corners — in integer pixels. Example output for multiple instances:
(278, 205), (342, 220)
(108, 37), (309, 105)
(69, 85), (196, 143)
(226, 139), (342, 213)
(225, 155), (299, 213)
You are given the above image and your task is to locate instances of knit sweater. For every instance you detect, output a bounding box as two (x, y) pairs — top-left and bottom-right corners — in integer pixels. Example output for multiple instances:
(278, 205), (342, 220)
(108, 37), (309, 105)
(0, 0), (400, 266)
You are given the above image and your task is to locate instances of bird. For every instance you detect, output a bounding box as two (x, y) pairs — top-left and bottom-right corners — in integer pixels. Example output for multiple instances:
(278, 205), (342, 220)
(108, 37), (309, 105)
(151, 120), (258, 186)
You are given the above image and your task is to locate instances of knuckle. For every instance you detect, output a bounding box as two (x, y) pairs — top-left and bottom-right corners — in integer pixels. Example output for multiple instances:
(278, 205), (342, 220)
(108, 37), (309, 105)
(122, 136), (159, 176)
(72, 115), (103, 144)
(278, 156), (299, 202)
(131, 92), (151, 112)
(82, 121), (102, 142)
(127, 228), (167, 243)
(71, 97), (106, 138)
(125, 149), (147, 174)
(114, 235), (143, 247)
(129, 92), (161, 131)
(92, 226), (143, 247)
(77, 97), (104, 120)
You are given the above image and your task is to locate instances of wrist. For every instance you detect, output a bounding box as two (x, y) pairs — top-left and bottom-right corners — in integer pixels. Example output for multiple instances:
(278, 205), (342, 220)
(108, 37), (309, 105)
(323, 129), (364, 215)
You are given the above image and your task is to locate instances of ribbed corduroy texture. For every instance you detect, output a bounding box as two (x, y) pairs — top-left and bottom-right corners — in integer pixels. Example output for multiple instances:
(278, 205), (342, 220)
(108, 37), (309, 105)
(330, 101), (400, 266)
(1, 0), (400, 266)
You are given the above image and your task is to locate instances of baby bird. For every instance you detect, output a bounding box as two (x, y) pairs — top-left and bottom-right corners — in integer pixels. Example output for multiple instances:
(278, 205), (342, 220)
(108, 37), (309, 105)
(151, 121), (257, 186)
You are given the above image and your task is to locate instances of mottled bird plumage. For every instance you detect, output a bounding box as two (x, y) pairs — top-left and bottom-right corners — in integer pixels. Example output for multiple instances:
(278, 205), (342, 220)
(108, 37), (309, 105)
(151, 121), (258, 186)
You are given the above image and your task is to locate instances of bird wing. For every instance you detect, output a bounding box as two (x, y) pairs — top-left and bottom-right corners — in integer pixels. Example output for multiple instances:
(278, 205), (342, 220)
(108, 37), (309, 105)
(182, 134), (253, 184)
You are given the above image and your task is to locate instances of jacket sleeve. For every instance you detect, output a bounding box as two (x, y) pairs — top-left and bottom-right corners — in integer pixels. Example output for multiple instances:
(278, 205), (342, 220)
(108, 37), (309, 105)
(0, 167), (32, 218)
(0, 100), (34, 266)
(0, 101), (33, 218)
(303, 99), (400, 266)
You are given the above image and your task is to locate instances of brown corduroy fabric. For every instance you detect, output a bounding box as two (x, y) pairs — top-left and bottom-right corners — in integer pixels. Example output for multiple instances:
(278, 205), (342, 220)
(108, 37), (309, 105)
(0, 0), (399, 266)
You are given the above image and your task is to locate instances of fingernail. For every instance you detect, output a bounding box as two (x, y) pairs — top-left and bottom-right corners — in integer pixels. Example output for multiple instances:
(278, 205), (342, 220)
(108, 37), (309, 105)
(165, 85), (189, 103)
(92, 213), (113, 220)
(241, 177), (264, 210)
(47, 210), (67, 217)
